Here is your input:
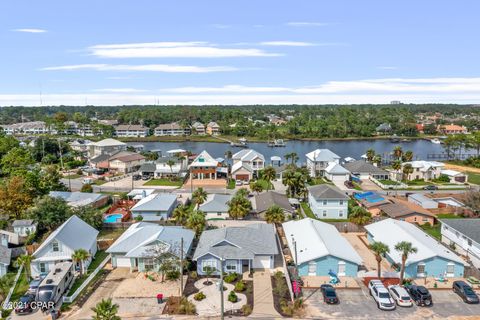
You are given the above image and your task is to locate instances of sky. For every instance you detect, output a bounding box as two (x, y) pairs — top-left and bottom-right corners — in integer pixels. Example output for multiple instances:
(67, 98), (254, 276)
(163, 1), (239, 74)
(1, 0), (480, 106)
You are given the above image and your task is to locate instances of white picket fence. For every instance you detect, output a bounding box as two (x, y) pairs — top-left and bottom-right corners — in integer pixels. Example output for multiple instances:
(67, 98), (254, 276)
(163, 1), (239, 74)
(1, 265), (23, 309)
(63, 254), (111, 303)
(370, 177), (407, 189)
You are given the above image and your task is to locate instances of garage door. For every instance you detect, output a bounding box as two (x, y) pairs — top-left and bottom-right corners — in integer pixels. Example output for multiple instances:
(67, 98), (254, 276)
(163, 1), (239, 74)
(252, 255), (271, 269)
(116, 257), (132, 268)
(331, 175), (347, 182)
(235, 174), (250, 181)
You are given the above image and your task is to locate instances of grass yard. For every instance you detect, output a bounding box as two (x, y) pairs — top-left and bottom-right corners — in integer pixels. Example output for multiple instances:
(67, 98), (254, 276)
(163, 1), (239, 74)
(406, 179), (429, 186)
(467, 172), (480, 185)
(227, 178), (236, 189)
(63, 174), (82, 179)
(98, 228), (127, 240)
(299, 203), (348, 222)
(94, 179), (107, 185)
(143, 178), (183, 187)
(67, 250), (109, 296)
(420, 223), (441, 240)
(378, 179), (400, 185)
(436, 213), (465, 219)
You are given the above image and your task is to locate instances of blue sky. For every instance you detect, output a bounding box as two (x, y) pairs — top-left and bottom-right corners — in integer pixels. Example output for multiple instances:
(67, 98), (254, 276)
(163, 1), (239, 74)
(1, 0), (480, 105)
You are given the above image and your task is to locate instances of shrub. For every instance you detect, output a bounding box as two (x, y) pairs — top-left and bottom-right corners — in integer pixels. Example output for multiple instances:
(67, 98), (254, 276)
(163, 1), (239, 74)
(437, 174), (451, 182)
(234, 280), (245, 292)
(193, 291), (206, 301)
(190, 271), (198, 280)
(241, 304), (252, 316)
(134, 215), (144, 222)
(224, 272), (238, 283)
(80, 184), (93, 193)
(178, 297), (196, 315)
(166, 270), (180, 280)
(227, 291), (238, 303)
(76, 168), (83, 175)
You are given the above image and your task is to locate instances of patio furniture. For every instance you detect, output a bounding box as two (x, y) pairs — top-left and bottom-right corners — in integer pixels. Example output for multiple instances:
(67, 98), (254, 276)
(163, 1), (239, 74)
(467, 276), (480, 285)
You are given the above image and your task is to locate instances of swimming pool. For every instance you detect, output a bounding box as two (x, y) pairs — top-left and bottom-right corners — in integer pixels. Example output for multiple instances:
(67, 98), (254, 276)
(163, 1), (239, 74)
(104, 214), (123, 223)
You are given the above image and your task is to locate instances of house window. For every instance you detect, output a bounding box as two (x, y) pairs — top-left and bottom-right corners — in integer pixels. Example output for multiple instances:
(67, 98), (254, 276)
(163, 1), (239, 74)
(338, 261), (346, 276)
(322, 210), (327, 217)
(52, 241), (59, 252)
(446, 263), (455, 276)
(416, 263), (425, 276)
(308, 261), (316, 275)
(468, 239), (472, 246)
(339, 210), (344, 217)
(339, 201), (344, 205)
(39, 263), (47, 273)
(323, 200), (327, 205)
(414, 217), (417, 222)
(225, 261), (237, 272)
(422, 217), (428, 222)
(202, 260), (217, 272)
(144, 258), (154, 271)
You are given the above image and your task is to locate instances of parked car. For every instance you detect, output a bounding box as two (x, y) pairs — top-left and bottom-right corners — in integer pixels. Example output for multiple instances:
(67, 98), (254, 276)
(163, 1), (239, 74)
(235, 180), (243, 186)
(320, 284), (339, 304)
(14, 293), (35, 314)
(387, 285), (413, 307)
(132, 174), (142, 181)
(142, 174), (152, 181)
(368, 280), (396, 310)
(27, 277), (44, 295)
(423, 185), (438, 190)
(453, 281), (479, 304)
(344, 180), (354, 189)
(405, 285), (433, 306)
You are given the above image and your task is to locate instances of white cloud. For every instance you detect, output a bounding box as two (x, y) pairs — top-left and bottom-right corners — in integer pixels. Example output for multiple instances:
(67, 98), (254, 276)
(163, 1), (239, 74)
(93, 88), (147, 93)
(12, 28), (47, 33)
(259, 41), (316, 47)
(211, 24), (231, 29)
(88, 42), (282, 58)
(40, 64), (238, 73)
(286, 22), (329, 27)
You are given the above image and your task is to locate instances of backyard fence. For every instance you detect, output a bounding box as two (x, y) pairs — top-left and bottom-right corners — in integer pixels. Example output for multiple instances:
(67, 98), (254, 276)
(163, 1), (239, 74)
(1, 265), (23, 310)
(274, 224), (294, 302)
(328, 221), (366, 233)
(63, 254), (111, 303)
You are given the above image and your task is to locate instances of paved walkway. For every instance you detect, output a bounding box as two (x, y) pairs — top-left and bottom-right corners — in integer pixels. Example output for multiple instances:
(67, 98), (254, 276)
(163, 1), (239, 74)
(251, 270), (281, 318)
(360, 179), (382, 191)
(342, 233), (392, 274)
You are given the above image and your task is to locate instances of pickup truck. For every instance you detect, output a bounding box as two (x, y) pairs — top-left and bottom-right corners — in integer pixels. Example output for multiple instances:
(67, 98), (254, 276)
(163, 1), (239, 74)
(368, 280), (396, 311)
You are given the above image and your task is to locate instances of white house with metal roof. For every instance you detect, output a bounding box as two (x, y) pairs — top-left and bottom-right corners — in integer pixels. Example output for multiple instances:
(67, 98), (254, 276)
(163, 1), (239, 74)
(31, 215), (99, 278)
(130, 193), (178, 221)
(198, 194), (233, 220)
(305, 149), (341, 178)
(440, 219), (480, 269)
(49, 191), (109, 208)
(282, 218), (362, 276)
(307, 184), (349, 219)
(400, 161), (445, 181)
(87, 138), (127, 158)
(193, 223), (278, 275)
(107, 222), (194, 272)
(324, 162), (350, 183)
(440, 169), (468, 184)
(365, 218), (465, 278)
(12, 219), (37, 237)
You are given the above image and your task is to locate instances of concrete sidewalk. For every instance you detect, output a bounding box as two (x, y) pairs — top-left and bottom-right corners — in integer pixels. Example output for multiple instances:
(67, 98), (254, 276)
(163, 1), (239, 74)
(251, 270), (281, 318)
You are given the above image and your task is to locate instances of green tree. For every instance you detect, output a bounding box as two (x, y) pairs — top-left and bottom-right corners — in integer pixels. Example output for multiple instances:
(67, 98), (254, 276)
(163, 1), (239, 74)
(0, 176), (34, 220)
(28, 195), (72, 232)
(73, 206), (103, 229)
(366, 149), (375, 162)
(249, 181), (264, 194)
(172, 204), (189, 225)
(72, 249), (90, 276)
(1, 147), (35, 175)
(186, 210), (205, 236)
(192, 187), (207, 205)
(0, 275), (14, 302)
(262, 166), (276, 191)
(166, 159), (176, 177)
(348, 206), (372, 225)
(393, 146), (403, 160)
(0, 135), (19, 158)
(403, 150), (414, 162)
(81, 183), (94, 193)
(469, 131), (480, 156)
(91, 298), (121, 320)
(17, 254), (34, 280)
(402, 163), (414, 181)
(265, 205), (285, 224)
(395, 241), (418, 284)
(372, 154), (382, 166)
(227, 195), (251, 219)
(369, 242), (390, 279)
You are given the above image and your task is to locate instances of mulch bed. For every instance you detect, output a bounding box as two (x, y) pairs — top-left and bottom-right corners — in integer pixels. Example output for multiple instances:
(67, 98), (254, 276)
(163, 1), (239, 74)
(271, 274), (292, 317)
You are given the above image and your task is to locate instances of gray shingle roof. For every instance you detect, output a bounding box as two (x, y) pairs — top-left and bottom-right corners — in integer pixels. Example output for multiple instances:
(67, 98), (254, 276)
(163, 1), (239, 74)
(140, 162), (156, 173)
(307, 184), (349, 200)
(254, 191), (293, 213)
(193, 223), (278, 260)
(49, 191), (107, 207)
(306, 149), (340, 162)
(440, 219), (480, 245)
(12, 219), (35, 227)
(343, 160), (389, 175)
(232, 149), (265, 162)
(199, 194), (232, 213)
(131, 193), (177, 212)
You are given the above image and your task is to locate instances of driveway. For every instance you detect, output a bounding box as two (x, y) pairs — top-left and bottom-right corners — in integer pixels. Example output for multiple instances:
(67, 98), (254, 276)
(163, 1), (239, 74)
(360, 179), (382, 191)
(251, 270), (280, 318)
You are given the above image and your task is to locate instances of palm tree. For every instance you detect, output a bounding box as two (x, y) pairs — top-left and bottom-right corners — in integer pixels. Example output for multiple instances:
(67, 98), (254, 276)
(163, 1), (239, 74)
(372, 154), (382, 166)
(290, 152), (299, 165)
(166, 159), (176, 177)
(262, 166), (276, 191)
(72, 249), (90, 276)
(369, 242), (390, 279)
(236, 188), (249, 198)
(250, 181), (263, 194)
(16, 254), (34, 280)
(227, 196), (251, 219)
(403, 150), (414, 162)
(402, 163), (414, 181)
(224, 150), (232, 159)
(91, 298), (121, 320)
(348, 206), (372, 225)
(284, 153), (292, 164)
(173, 204), (189, 225)
(393, 146), (403, 160)
(192, 187), (207, 205)
(366, 149), (375, 162)
(395, 241), (418, 284)
(186, 210), (205, 236)
(265, 205), (285, 224)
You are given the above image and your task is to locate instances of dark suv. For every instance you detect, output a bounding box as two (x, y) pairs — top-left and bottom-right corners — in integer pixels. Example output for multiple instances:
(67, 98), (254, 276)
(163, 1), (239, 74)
(453, 281), (479, 304)
(405, 285), (433, 306)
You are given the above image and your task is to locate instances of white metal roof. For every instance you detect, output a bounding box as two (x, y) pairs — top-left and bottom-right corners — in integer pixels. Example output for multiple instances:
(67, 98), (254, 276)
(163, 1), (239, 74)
(305, 149), (340, 162)
(440, 169), (463, 177)
(189, 150), (218, 167)
(365, 218), (465, 266)
(89, 138), (126, 147)
(325, 162), (350, 174)
(282, 218), (362, 265)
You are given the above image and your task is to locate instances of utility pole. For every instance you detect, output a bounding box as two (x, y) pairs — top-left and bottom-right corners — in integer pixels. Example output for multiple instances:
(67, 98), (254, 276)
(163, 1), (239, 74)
(57, 139), (64, 170)
(180, 237), (184, 297)
(220, 258), (224, 320)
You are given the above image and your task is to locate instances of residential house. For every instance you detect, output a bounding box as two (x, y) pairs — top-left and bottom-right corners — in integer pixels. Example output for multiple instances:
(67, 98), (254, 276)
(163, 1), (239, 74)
(440, 219), (480, 268)
(108, 151), (146, 173)
(49, 191), (109, 208)
(152, 157), (184, 178)
(365, 218), (465, 278)
(191, 122), (206, 135)
(12, 220), (37, 237)
(107, 222), (194, 272)
(130, 193), (177, 221)
(307, 184), (349, 219)
(199, 194), (233, 220)
(154, 122), (191, 136)
(354, 192), (392, 217)
(282, 218), (362, 277)
(324, 162), (350, 183)
(1, 121), (50, 135)
(305, 149), (341, 177)
(343, 160), (389, 180)
(31, 215), (99, 278)
(69, 139), (92, 153)
(193, 223), (278, 275)
(126, 188), (155, 201)
(437, 124), (468, 135)
(114, 124), (149, 137)
(0, 245), (11, 277)
(87, 138), (127, 158)
(206, 122), (221, 135)
(378, 198), (436, 225)
(400, 161), (445, 181)
(440, 170), (468, 184)
(189, 150), (220, 179)
(254, 191), (295, 216)
(376, 123), (392, 134)
(231, 149), (265, 181)
(0, 230), (20, 246)
(408, 194), (439, 209)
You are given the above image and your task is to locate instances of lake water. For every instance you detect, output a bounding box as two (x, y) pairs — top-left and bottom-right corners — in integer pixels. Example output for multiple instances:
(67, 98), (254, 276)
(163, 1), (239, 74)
(128, 139), (448, 164)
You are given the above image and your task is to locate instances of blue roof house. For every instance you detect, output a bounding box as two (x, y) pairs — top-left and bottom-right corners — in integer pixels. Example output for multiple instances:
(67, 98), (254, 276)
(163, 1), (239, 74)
(130, 193), (177, 221)
(365, 219), (466, 279)
(282, 218), (362, 277)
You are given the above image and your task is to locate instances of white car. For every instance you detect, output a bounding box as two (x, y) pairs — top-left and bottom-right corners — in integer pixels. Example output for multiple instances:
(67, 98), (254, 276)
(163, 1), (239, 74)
(368, 280), (396, 311)
(235, 180), (243, 186)
(388, 285), (413, 307)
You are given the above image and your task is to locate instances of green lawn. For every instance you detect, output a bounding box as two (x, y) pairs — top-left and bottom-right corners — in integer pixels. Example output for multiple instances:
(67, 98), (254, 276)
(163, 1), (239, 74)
(143, 178), (183, 187)
(420, 223), (441, 240)
(406, 179), (429, 186)
(98, 228), (127, 240)
(94, 179), (107, 185)
(352, 182), (363, 191)
(227, 179), (236, 189)
(436, 213), (465, 219)
(300, 203), (347, 222)
(67, 250), (109, 296)
(377, 179), (400, 185)
(467, 172), (480, 185)
(63, 174), (82, 179)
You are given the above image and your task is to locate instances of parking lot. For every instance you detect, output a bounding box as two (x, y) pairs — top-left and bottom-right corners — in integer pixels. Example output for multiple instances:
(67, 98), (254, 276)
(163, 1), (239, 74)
(304, 288), (480, 319)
